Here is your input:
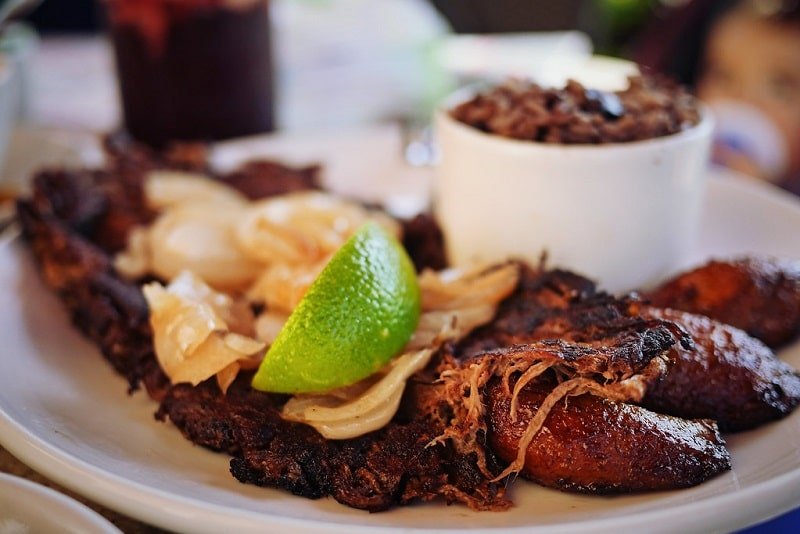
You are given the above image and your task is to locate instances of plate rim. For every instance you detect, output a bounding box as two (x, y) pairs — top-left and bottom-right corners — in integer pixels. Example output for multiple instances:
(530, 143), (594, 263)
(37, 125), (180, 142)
(2, 171), (800, 533)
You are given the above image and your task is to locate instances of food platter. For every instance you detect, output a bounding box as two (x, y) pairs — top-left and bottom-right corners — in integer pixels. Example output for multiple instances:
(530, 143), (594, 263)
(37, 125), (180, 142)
(1, 129), (799, 533)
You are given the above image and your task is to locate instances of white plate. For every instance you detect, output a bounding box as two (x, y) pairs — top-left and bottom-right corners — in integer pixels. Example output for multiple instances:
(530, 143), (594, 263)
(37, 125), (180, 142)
(1, 133), (799, 533)
(0, 473), (120, 533)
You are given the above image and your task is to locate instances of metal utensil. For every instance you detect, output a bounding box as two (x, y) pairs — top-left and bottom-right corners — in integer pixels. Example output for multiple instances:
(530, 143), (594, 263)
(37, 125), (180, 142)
(401, 120), (438, 168)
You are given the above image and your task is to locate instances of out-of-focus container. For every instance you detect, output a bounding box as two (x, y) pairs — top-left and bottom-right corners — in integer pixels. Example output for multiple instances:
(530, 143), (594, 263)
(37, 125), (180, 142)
(104, 0), (274, 147)
(434, 88), (713, 293)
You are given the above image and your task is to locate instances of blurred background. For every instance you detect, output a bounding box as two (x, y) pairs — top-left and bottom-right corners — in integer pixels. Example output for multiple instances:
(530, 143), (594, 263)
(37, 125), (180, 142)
(0, 0), (798, 194)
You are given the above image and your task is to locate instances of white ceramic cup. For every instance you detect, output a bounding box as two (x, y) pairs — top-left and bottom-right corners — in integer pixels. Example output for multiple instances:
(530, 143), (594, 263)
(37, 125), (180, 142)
(434, 91), (713, 293)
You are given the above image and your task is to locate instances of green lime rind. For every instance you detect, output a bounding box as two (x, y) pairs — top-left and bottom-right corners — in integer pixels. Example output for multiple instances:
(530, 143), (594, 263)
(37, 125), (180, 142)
(251, 223), (421, 394)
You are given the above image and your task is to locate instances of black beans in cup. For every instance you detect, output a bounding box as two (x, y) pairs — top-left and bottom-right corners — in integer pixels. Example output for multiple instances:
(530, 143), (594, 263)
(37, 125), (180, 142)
(450, 76), (701, 144)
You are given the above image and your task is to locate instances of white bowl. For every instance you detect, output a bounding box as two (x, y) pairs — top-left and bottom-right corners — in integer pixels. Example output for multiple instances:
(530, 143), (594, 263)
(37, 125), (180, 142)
(0, 473), (120, 534)
(434, 92), (713, 293)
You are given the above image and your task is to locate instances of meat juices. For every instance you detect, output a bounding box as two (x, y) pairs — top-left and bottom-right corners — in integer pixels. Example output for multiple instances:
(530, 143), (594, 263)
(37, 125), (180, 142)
(106, 0), (275, 147)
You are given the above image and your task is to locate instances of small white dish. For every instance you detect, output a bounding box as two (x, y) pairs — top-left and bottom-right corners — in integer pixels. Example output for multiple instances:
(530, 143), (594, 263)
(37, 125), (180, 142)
(0, 473), (120, 534)
(434, 85), (713, 293)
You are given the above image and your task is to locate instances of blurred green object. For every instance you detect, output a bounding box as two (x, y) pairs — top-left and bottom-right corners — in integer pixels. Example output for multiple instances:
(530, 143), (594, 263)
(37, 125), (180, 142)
(600, 0), (655, 28)
(595, 0), (656, 55)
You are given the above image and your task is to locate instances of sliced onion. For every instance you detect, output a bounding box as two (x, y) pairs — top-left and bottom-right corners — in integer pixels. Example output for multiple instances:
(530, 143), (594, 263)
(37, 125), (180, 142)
(143, 282), (222, 362)
(305, 387), (405, 440)
(145, 170), (247, 210)
(235, 191), (401, 265)
(216, 362), (241, 395)
(247, 259), (329, 314)
(282, 349), (433, 439)
(223, 332), (267, 355)
(148, 203), (262, 290)
(406, 305), (496, 351)
(419, 263), (519, 311)
(114, 226), (151, 279)
(254, 311), (289, 345)
(143, 272), (265, 388)
(170, 334), (258, 385)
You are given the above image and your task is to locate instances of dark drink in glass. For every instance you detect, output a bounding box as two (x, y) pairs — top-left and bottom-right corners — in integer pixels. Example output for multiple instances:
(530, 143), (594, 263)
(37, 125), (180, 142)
(105, 0), (275, 147)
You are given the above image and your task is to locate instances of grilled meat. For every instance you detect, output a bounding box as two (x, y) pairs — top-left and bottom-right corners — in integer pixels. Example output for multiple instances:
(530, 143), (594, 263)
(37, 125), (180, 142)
(647, 258), (800, 348)
(641, 308), (800, 432)
(29, 168), (152, 254)
(457, 266), (602, 356)
(219, 160), (321, 200)
(16, 201), (156, 390)
(157, 375), (507, 512)
(487, 379), (730, 493)
(103, 131), (211, 174)
(400, 213), (447, 272)
(461, 266), (800, 433)
(458, 266), (692, 357)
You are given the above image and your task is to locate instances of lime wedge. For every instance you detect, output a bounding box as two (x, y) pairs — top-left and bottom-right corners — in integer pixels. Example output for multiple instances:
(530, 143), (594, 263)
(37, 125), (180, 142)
(251, 223), (420, 393)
